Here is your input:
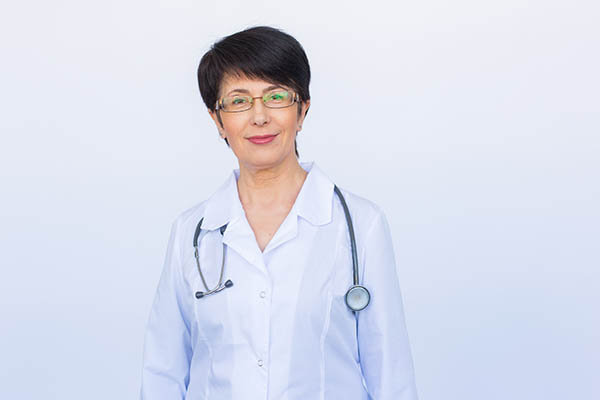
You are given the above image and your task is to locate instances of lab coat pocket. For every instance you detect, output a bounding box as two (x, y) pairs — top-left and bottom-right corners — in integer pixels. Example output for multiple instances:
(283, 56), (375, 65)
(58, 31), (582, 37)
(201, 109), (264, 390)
(331, 239), (362, 326)
(186, 248), (246, 345)
(193, 287), (237, 344)
(328, 242), (362, 364)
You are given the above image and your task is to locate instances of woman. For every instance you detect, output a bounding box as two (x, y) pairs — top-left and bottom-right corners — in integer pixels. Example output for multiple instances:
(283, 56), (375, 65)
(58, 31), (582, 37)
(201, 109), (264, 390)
(140, 26), (418, 400)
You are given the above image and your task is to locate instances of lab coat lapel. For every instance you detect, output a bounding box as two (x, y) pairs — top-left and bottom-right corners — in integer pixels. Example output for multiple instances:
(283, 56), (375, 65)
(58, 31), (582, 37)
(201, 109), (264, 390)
(294, 162), (335, 226)
(262, 205), (299, 254)
(201, 171), (266, 273)
(222, 215), (265, 272)
(201, 162), (334, 268)
(263, 162), (334, 253)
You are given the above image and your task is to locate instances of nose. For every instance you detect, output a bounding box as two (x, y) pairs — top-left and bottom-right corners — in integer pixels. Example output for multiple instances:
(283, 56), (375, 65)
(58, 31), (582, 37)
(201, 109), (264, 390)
(250, 99), (270, 126)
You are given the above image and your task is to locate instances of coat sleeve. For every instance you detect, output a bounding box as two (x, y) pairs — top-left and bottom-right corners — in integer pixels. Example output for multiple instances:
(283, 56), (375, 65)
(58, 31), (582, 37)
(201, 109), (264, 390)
(357, 208), (419, 400)
(140, 217), (194, 399)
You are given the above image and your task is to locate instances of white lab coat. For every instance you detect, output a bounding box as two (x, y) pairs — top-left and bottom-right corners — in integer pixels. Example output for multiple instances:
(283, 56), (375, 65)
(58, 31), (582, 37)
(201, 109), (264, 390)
(140, 161), (418, 400)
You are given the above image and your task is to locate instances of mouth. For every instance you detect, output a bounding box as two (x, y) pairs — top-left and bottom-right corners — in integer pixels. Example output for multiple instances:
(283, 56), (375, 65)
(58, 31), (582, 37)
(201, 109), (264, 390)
(247, 133), (279, 145)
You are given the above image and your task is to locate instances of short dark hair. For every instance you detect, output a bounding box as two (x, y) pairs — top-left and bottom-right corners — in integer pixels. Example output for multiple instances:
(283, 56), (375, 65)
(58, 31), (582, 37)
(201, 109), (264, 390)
(197, 26), (311, 157)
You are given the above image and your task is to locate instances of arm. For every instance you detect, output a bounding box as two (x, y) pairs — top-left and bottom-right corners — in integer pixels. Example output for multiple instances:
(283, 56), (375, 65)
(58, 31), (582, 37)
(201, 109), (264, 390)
(357, 209), (418, 400)
(140, 218), (193, 400)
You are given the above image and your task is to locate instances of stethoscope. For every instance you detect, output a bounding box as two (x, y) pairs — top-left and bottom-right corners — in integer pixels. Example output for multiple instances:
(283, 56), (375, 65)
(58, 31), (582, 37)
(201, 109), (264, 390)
(192, 185), (371, 312)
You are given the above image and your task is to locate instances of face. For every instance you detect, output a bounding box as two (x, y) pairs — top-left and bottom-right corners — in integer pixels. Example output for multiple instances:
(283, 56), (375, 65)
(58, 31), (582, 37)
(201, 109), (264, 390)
(208, 74), (310, 172)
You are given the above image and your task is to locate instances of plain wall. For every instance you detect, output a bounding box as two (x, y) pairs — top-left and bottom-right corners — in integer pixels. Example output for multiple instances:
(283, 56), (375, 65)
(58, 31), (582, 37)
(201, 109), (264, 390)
(1, 0), (598, 399)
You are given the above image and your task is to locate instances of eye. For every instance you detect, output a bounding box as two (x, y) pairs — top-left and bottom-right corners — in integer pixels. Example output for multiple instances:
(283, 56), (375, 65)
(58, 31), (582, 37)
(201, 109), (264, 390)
(231, 97), (248, 104)
(265, 91), (288, 101)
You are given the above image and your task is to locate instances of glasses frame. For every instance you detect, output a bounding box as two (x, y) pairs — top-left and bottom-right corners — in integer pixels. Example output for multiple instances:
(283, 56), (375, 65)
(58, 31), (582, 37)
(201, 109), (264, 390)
(215, 90), (300, 113)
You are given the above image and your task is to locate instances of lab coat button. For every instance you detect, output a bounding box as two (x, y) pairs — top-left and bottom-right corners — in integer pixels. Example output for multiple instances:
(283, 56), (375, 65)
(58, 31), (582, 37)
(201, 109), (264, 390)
(259, 291), (266, 298)
(257, 359), (264, 367)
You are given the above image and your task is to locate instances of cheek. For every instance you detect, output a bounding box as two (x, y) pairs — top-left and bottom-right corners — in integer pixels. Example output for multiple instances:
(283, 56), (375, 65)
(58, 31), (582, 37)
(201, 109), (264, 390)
(223, 118), (247, 139)
(277, 113), (301, 133)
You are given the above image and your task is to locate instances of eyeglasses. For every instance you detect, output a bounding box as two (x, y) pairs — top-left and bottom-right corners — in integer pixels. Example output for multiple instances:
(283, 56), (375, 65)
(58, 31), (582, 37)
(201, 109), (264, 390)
(215, 90), (299, 113)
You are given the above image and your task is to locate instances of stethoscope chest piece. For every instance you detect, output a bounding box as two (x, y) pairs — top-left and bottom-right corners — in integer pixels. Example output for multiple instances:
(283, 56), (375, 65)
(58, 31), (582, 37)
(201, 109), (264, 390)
(345, 285), (370, 312)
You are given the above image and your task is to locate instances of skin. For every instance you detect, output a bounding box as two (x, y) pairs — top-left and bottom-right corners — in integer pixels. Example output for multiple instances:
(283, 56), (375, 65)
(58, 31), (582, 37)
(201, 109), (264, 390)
(208, 74), (311, 252)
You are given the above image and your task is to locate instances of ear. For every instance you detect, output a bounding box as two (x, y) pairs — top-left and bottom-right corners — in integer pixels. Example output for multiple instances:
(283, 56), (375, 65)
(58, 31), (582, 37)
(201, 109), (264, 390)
(297, 99), (311, 131)
(208, 109), (226, 138)
(208, 109), (218, 125)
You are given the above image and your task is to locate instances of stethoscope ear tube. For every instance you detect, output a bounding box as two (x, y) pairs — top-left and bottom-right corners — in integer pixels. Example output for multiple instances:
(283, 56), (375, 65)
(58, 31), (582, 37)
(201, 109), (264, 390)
(193, 217), (204, 248)
(195, 279), (234, 299)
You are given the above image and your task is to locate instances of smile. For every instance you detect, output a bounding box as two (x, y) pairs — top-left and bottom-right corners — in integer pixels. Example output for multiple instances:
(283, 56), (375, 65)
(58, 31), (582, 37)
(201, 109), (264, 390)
(247, 133), (278, 145)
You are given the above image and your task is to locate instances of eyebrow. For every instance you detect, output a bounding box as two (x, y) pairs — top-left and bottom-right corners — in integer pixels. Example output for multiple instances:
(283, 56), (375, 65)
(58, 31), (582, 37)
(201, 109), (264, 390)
(226, 85), (286, 96)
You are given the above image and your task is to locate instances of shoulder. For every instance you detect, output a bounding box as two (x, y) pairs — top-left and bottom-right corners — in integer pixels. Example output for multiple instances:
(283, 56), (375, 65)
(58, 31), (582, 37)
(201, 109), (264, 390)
(309, 162), (387, 231)
(168, 199), (209, 242)
(332, 186), (396, 280)
(161, 199), (212, 270)
(174, 200), (209, 228)
(332, 185), (389, 237)
(154, 202), (205, 271)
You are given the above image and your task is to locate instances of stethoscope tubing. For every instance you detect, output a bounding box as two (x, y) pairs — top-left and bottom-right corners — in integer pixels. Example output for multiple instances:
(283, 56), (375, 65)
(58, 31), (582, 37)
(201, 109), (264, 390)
(333, 185), (359, 287)
(193, 219), (229, 297)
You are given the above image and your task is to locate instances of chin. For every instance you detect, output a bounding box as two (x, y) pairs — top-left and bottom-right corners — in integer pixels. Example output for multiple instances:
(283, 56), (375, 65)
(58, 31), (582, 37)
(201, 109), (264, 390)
(239, 148), (294, 170)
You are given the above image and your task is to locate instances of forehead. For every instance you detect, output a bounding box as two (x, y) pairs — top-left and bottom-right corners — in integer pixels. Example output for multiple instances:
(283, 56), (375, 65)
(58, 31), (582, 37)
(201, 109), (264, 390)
(220, 74), (287, 96)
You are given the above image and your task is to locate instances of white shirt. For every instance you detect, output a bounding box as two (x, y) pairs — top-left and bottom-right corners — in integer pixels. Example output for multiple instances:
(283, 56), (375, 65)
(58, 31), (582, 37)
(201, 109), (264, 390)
(140, 161), (418, 400)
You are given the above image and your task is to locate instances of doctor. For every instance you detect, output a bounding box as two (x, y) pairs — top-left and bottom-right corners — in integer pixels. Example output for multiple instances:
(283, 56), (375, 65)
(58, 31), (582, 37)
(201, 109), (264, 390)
(140, 26), (418, 400)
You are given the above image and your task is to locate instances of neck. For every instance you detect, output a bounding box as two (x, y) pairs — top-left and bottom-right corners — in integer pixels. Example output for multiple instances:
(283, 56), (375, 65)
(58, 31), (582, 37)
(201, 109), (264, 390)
(236, 157), (308, 208)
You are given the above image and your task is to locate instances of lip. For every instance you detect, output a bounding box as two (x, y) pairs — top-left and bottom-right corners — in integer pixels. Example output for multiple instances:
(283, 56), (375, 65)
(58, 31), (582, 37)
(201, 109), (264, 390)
(247, 133), (279, 145)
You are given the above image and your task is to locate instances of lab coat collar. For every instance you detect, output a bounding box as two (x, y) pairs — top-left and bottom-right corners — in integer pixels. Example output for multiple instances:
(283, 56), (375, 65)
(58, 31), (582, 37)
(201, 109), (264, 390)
(201, 161), (334, 232)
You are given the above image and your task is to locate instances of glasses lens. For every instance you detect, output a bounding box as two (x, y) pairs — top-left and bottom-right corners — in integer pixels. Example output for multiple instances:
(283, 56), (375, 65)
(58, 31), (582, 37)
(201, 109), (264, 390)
(220, 91), (295, 112)
(221, 96), (252, 112)
(264, 91), (294, 108)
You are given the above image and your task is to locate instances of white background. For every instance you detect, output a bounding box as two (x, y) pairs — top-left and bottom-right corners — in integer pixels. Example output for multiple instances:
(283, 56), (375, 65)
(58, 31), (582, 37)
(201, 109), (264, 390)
(1, 1), (598, 399)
